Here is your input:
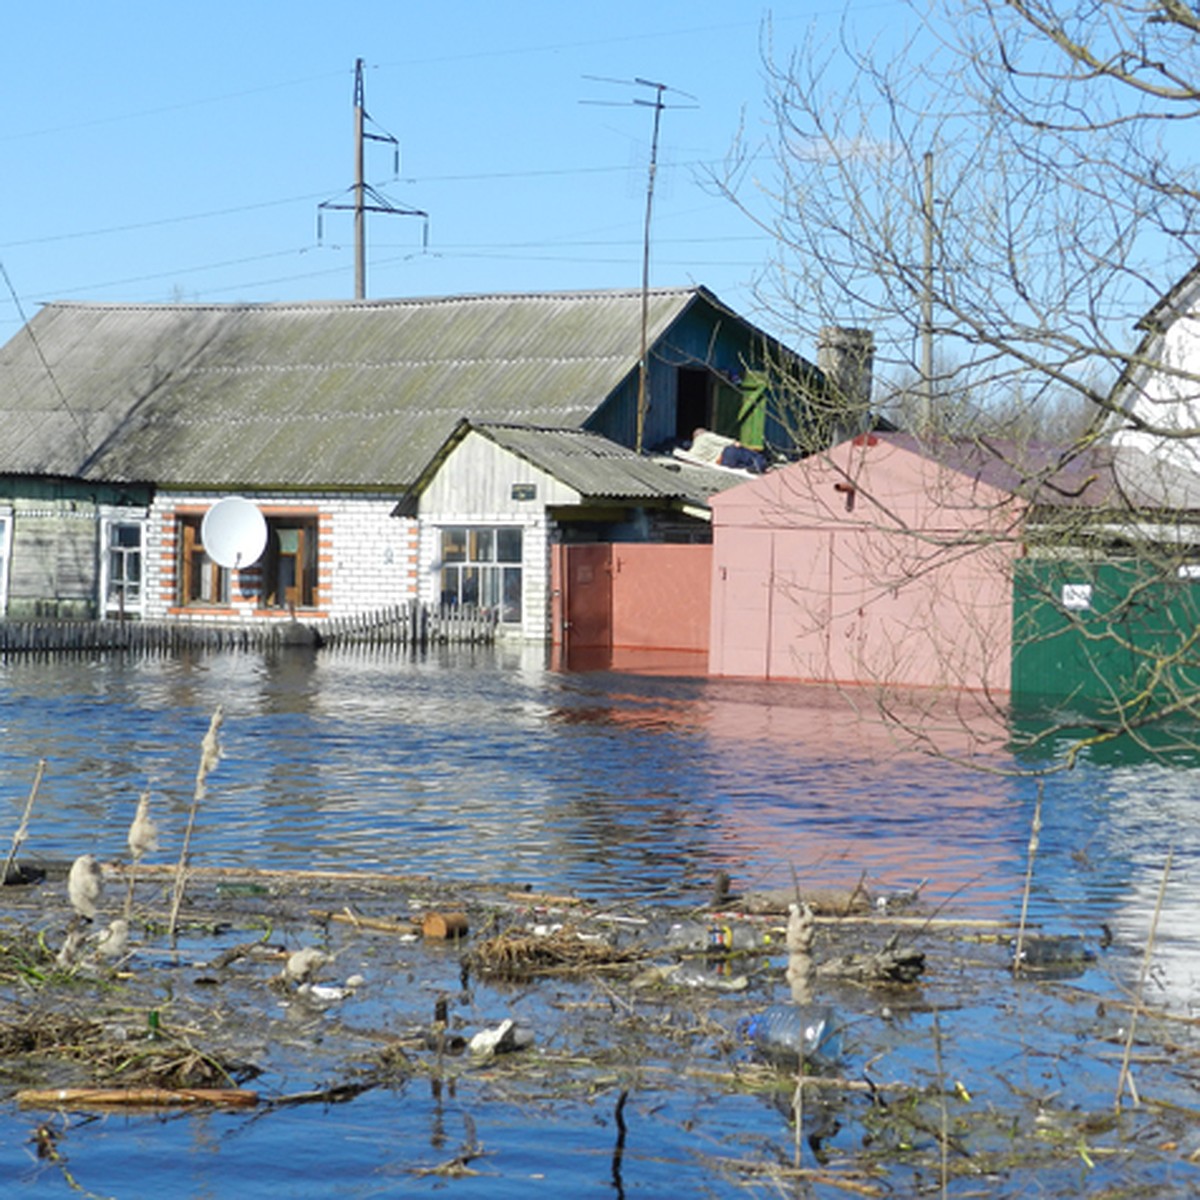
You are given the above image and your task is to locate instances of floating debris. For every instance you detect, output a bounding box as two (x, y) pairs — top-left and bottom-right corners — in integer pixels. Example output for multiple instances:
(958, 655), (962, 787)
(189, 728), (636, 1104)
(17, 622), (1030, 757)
(1012, 934), (1096, 977)
(470, 924), (640, 978)
(468, 1018), (533, 1059)
(745, 1003), (842, 1070)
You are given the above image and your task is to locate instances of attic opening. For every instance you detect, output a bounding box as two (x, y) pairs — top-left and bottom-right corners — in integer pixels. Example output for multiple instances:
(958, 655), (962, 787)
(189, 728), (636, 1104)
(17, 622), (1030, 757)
(675, 368), (711, 442)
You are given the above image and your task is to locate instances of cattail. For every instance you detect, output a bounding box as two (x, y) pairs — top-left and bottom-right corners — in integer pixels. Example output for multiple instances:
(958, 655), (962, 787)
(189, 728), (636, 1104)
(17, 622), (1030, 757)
(284, 947), (329, 985)
(67, 854), (103, 921)
(94, 918), (129, 961)
(127, 792), (159, 864)
(56, 926), (86, 970)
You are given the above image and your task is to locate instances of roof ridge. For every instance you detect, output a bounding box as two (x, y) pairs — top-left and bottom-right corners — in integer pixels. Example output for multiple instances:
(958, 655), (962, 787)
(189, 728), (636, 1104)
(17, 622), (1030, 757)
(40, 285), (707, 315)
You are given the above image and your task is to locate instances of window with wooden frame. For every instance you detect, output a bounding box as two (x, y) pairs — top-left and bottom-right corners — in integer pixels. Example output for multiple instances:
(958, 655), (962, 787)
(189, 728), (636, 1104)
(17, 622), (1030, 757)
(177, 515), (230, 606)
(100, 513), (146, 617)
(261, 515), (319, 610)
(439, 525), (522, 623)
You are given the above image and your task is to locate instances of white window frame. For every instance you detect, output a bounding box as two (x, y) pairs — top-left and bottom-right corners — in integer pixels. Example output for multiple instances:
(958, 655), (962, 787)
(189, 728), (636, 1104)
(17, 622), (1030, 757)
(99, 509), (148, 618)
(438, 525), (523, 624)
(0, 506), (11, 616)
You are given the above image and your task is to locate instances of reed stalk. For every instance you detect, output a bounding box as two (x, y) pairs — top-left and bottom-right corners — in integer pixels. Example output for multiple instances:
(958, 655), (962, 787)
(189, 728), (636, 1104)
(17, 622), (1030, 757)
(1115, 847), (1173, 1111)
(1012, 780), (1043, 975)
(2, 758), (45, 884)
(167, 707), (223, 944)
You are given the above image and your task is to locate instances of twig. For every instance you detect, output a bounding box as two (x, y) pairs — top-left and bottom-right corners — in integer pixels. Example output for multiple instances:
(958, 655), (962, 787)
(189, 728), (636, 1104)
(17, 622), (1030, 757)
(168, 707), (223, 945)
(2, 758), (45, 884)
(611, 1087), (628, 1192)
(793, 1064), (804, 1168)
(1115, 847), (1173, 1111)
(17, 1086), (258, 1109)
(932, 1010), (948, 1200)
(1013, 780), (1043, 975)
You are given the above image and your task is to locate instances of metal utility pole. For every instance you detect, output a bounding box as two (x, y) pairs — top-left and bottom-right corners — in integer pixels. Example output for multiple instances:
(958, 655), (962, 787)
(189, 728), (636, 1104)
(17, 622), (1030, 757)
(583, 76), (696, 453)
(920, 150), (936, 434)
(354, 61), (368, 300)
(318, 59), (428, 300)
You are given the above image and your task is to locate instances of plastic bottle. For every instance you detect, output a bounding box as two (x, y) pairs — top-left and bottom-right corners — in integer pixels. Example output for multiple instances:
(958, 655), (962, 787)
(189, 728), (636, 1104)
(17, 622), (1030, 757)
(663, 920), (773, 953)
(746, 1003), (841, 1068)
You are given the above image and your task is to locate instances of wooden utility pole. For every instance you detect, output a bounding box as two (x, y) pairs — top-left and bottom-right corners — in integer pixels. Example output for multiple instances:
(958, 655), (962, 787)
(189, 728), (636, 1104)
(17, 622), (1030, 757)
(636, 80), (666, 456)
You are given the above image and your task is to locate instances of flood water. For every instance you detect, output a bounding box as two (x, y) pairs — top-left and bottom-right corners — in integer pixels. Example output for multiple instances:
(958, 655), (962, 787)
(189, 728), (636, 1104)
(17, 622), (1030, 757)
(3, 644), (1200, 1196)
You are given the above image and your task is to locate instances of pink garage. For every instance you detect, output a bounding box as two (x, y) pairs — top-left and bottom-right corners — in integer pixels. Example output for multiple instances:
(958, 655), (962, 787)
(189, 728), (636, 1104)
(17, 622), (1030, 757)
(708, 434), (1024, 691)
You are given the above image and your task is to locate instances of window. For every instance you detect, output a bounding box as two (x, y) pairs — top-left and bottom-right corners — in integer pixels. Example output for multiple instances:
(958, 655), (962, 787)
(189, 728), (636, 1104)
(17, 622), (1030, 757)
(178, 515), (229, 606)
(100, 516), (145, 617)
(0, 509), (10, 616)
(261, 516), (319, 610)
(440, 526), (522, 623)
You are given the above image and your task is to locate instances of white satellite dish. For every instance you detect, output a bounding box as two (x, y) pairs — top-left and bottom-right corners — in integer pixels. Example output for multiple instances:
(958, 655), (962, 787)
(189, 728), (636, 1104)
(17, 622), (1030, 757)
(201, 497), (268, 569)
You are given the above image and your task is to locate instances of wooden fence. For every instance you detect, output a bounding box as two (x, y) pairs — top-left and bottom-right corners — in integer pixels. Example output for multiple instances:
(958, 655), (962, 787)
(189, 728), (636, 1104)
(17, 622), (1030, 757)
(0, 604), (497, 655)
(318, 603), (498, 647)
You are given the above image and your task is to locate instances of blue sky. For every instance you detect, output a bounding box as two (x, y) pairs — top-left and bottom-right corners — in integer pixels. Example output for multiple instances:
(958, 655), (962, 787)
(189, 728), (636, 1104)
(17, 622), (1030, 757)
(0, 2), (910, 349)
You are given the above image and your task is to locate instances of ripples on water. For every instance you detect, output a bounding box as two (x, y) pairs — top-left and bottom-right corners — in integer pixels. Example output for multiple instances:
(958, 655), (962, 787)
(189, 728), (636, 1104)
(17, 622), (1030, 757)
(0, 642), (1195, 988)
(0, 645), (1025, 906)
(1, 642), (1193, 938)
(5, 646), (1200, 1196)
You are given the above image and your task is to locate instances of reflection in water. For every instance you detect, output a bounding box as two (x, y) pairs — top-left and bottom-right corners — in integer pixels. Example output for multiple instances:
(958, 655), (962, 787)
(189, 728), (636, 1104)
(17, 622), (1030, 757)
(0, 644), (1197, 993)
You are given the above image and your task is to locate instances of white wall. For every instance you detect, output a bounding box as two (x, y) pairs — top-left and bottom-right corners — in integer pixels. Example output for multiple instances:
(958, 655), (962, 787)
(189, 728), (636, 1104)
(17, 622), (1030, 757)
(145, 492), (417, 621)
(1114, 315), (1200, 473)
(417, 433), (568, 641)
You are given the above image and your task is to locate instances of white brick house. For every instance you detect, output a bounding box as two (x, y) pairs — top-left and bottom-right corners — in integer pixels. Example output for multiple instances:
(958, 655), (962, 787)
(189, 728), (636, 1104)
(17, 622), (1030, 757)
(0, 288), (826, 636)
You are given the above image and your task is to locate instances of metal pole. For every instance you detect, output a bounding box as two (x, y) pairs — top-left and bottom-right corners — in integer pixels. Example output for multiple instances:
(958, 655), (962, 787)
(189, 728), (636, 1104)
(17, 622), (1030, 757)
(354, 59), (366, 300)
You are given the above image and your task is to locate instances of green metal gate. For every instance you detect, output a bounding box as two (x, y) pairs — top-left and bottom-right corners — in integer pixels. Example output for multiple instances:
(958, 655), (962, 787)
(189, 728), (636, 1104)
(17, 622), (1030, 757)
(1012, 558), (1200, 712)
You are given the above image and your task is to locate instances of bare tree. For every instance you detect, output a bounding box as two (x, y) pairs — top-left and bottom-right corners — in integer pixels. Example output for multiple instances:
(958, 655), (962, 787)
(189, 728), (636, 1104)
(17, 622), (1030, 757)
(715, 0), (1200, 761)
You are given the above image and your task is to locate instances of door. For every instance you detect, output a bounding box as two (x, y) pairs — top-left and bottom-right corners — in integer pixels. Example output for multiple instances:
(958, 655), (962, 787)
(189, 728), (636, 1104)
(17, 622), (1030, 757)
(558, 544), (613, 669)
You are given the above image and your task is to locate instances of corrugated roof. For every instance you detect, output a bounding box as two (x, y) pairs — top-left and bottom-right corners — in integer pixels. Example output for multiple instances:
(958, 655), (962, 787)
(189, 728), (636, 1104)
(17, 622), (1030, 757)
(471, 422), (739, 506)
(0, 287), (727, 490)
(876, 432), (1200, 512)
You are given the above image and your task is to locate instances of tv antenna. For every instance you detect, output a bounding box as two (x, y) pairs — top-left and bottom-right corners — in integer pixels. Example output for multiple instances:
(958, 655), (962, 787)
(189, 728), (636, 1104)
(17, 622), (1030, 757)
(582, 76), (697, 454)
(319, 58), (428, 300)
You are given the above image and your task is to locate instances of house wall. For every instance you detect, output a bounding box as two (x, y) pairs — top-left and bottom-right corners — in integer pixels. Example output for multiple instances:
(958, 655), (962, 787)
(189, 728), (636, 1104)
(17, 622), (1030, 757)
(0, 480), (153, 619)
(709, 437), (1021, 691)
(1113, 313), (1200, 474)
(417, 432), (564, 640)
(144, 492), (417, 622)
(586, 299), (809, 453)
(6, 500), (99, 619)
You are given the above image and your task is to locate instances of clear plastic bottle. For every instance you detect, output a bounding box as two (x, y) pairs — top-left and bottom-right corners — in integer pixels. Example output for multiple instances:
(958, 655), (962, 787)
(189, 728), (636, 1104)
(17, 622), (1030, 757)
(746, 1003), (840, 1068)
(663, 920), (772, 953)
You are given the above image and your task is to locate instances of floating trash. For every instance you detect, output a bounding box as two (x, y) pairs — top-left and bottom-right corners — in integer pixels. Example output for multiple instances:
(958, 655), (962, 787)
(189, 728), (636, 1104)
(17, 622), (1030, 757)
(745, 1003), (841, 1069)
(1012, 934), (1096, 977)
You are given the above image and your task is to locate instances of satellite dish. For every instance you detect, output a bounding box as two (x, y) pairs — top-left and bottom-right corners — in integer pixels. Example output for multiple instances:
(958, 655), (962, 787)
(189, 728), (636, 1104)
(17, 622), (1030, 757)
(201, 497), (268, 569)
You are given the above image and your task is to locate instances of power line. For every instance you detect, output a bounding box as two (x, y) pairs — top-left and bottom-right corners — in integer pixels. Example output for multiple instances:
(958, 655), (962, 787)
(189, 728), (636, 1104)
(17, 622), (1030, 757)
(0, 261), (89, 446)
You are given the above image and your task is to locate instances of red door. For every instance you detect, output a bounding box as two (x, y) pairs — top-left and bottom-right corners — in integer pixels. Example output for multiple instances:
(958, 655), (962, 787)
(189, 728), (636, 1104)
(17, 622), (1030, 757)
(558, 544), (613, 669)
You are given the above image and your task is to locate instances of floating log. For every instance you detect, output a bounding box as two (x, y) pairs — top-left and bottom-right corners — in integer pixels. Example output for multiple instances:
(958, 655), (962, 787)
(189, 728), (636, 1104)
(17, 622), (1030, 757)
(422, 911), (469, 940)
(17, 1086), (259, 1110)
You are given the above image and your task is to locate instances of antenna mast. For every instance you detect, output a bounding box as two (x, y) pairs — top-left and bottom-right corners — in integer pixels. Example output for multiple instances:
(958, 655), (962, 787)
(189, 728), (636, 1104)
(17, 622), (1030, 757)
(583, 76), (696, 453)
(637, 80), (666, 459)
(319, 59), (428, 300)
